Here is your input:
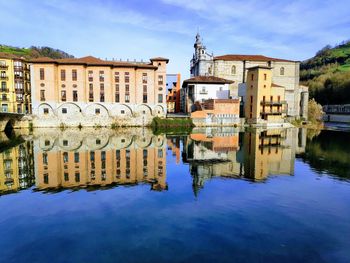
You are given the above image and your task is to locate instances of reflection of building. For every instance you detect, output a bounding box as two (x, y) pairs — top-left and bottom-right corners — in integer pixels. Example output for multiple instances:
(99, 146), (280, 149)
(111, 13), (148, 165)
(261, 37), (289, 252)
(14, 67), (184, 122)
(189, 33), (308, 119)
(34, 129), (167, 191)
(0, 53), (31, 113)
(0, 141), (35, 194)
(166, 74), (181, 113)
(167, 137), (181, 164)
(245, 66), (286, 125)
(29, 56), (168, 127)
(181, 127), (304, 195)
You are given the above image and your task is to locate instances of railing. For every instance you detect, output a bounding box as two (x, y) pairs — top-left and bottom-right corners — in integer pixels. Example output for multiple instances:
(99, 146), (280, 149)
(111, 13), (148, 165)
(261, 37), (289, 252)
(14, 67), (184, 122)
(0, 65), (8, 70)
(1, 88), (9, 92)
(0, 75), (8, 80)
(261, 109), (287, 115)
(260, 100), (287, 106)
(0, 97), (8, 101)
(14, 66), (23, 71)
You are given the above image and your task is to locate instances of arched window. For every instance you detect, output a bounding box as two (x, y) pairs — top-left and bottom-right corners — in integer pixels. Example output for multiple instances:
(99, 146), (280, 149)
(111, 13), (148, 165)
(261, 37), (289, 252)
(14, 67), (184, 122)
(208, 66), (212, 75)
(280, 67), (285, 75)
(231, 65), (236, 75)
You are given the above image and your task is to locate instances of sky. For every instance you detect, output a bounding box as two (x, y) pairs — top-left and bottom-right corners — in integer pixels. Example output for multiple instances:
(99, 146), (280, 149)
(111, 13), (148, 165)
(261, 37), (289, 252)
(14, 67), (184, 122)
(1, 0), (350, 78)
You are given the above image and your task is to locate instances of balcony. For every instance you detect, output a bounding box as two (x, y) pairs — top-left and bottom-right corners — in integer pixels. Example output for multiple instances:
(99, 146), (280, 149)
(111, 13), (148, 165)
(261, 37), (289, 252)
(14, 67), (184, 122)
(0, 97), (8, 101)
(0, 64), (8, 70)
(1, 88), (9, 92)
(0, 75), (8, 80)
(14, 66), (23, 71)
(260, 100), (287, 106)
(261, 109), (287, 115)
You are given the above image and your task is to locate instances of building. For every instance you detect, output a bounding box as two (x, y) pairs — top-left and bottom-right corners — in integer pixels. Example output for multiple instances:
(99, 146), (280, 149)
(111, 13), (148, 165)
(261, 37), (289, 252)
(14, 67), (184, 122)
(245, 66), (286, 126)
(29, 56), (168, 127)
(190, 33), (308, 120)
(0, 53), (31, 114)
(166, 74), (181, 113)
(191, 99), (240, 126)
(181, 76), (234, 113)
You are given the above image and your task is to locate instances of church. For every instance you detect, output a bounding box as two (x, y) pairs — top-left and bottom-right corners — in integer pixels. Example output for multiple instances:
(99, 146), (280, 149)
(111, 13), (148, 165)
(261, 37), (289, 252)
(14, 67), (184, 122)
(190, 33), (308, 120)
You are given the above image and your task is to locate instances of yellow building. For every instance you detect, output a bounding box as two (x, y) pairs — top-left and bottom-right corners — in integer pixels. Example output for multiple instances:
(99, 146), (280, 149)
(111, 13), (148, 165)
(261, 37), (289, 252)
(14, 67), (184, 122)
(245, 66), (286, 125)
(0, 53), (31, 114)
(0, 142), (35, 194)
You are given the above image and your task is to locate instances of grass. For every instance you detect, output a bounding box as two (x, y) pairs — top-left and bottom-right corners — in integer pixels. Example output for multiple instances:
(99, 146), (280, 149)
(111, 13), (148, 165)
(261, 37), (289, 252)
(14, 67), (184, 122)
(151, 117), (194, 135)
(0, 45), (31, 57)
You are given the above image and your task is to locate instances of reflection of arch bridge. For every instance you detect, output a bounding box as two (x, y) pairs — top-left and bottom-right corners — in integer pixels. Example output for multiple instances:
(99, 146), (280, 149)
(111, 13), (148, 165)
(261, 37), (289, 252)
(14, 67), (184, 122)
(0, 113), (24, 131)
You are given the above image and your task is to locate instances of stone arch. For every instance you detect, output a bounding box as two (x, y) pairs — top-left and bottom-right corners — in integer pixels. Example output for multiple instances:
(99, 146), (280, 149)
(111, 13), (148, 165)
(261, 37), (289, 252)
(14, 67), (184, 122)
(37, 103), (56, 117)
(110, 104), (133, 117)
(57, 137), (83, 151)
(153, 135), (165, 147)
(153, 105), (165, 117)
(57, 103), (82, 118)
(84, 103), (110, 118)
(135, 135), (153, 148)
(136, 104), (153, 117)
(85, 134), (110, 150)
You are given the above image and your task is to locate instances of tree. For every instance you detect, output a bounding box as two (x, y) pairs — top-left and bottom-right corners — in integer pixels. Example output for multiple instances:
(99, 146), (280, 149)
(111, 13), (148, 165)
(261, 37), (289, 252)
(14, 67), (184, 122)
(308, 99), (324, 124)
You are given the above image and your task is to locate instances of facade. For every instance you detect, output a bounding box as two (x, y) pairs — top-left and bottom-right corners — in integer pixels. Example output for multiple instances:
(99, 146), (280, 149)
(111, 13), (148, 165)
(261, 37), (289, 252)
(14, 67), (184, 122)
(191, 99), (240, 126)
(181, 76), (234, 113)
(166, 74), (181, 113)
(190, 33), (308, 120)
(0, 53), (31, 114)
(245, 66), (286, 125)
(29, 56), (168, 127)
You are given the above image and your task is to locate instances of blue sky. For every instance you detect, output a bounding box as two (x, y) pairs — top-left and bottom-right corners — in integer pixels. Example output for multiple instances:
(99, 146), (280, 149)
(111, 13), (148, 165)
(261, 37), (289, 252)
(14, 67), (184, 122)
(1, 0), (350, 78)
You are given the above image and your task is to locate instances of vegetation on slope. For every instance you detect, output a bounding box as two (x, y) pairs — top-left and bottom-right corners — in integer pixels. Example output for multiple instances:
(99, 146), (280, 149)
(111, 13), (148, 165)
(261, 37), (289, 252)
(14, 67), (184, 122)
(300, 40), (350, 105)
(0, 44), (74, 59)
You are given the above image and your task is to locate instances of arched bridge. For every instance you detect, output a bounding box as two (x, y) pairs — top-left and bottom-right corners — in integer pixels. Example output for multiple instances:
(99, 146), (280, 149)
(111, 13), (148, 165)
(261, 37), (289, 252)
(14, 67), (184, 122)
(0, 112), (25, 131)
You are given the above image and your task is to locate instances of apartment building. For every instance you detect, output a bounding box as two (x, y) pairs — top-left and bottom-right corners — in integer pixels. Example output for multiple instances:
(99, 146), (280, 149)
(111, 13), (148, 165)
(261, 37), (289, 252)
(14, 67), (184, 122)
(0, 53), (31, 114)
(30, 56), (168, 127)
(166, 73), (181, 113)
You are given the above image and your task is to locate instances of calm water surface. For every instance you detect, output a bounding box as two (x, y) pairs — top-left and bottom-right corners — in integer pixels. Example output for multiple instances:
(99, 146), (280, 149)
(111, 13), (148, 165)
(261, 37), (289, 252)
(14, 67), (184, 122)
(0, 127), (349, 263)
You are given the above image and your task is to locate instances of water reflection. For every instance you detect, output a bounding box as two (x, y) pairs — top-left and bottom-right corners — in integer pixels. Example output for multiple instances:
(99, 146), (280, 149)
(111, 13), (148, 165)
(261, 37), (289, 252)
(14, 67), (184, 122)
(0, 126), (311, 195)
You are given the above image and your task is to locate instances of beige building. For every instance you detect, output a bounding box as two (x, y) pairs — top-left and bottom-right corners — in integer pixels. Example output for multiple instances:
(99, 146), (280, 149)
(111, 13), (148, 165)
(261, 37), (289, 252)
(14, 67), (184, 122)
(245, 66), (286, 126)
(190, 33), (308, 120)
(29, 56), (168, 127)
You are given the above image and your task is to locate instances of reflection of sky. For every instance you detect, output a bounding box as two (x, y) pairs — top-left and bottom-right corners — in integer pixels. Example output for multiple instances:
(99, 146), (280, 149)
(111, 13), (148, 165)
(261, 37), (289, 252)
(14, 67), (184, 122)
(1, 0), (350, 78)
(0, 137), (349, 262)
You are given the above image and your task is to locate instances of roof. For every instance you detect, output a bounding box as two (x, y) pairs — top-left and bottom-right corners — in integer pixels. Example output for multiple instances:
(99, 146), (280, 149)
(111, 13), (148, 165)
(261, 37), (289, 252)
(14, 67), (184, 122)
(150, 57), (169, 63)
(29, 56), (160, 69)
(271, 83), (284, 88)
(247, 66), (272, 70)
(183, 76), (234, 86)
(214, 54), (297, 63)
(0, 52), (24, 60)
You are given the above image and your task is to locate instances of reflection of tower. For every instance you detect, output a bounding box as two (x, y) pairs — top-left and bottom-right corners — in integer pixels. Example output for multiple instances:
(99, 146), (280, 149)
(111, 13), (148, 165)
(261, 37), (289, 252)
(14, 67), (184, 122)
(167, 137), (181, 164)
(243, 129), (294, 181)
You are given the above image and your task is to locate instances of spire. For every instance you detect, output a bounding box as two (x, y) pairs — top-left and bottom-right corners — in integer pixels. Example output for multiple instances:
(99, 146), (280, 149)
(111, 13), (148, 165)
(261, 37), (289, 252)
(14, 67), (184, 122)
(194, 31), (202, 48)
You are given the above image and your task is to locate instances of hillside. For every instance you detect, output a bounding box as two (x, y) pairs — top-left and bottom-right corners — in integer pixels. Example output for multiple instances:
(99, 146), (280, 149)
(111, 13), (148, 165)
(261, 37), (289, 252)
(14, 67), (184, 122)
(300, 40), (350, 105)
(0, 44), (74, 59)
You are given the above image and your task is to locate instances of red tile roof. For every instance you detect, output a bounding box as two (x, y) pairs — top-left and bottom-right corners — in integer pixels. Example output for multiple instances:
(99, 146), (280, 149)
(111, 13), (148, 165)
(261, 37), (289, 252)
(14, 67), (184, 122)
(214, 54), (297, 63)
(29, 56), (159, 69)
(271, 83), (284, 88)
(150, 57), (169, 63)
(183, 76), (234, 85)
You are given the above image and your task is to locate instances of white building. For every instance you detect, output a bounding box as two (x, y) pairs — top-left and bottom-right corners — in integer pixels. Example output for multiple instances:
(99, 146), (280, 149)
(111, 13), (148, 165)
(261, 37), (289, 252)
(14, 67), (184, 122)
(181, 76), (234, 113)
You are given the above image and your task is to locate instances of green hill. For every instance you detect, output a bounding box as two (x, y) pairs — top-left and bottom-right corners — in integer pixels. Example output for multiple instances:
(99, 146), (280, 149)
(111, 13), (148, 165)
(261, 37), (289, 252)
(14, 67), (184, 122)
(300, 40), (350, 105)
(0, 44), (74, 59)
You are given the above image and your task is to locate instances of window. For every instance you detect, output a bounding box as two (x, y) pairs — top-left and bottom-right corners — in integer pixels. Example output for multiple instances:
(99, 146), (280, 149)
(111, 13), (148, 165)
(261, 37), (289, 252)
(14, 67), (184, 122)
(90, 151), (95, 161)
(72, 69), (77, 81)
(1, 81), (6, 91)
(88, 70), (93, 82)
(61, 69), (66, 81)
(99, 71), (104, 82)
(142, 73), (147, 84)
(74, 152), (79, 163)
(40, 68), (45, 80)
(280, 67), (285, 75)
(40, 90), (45, 101)
(89, 83), (93, 102)
(125, 95), (130, 103)
(231, 65), (236, 75)
(158, 75), (163, 85)
(115, 72), (119, 82)
(96, 139), (101, 144)
(64, 173), (69, 181)
(158, 149), (163, 158)
(43, 153), (48, 165)
(62, 108), (67, 114)
(45, 140), (50, 146)
(264, 74), (267, 80)
(278, 95), (281, 102)
(43, 108), (49, 114)
(251, 74), (254, 81)
(115, 93), (120, 102)
(143, 94), (147, 103)
(63, 140), (68, 146)
(95, 108), (100, 115)
(61, 90), (66, 101)
(63, 152), (68, 162)
(100, 83), (105, 102)
(125, 72), (130, 83)
(158, 94), (163, 103)
(73, 90), (78, 102)
(121, 110), (125, 114)
(75, 172), (80, 182)
(44, 173), (49, 184)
